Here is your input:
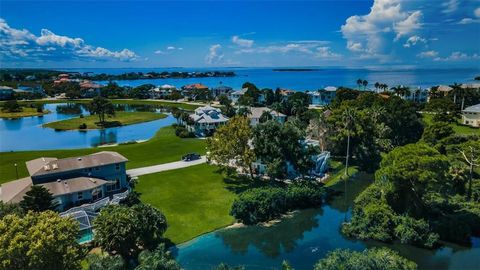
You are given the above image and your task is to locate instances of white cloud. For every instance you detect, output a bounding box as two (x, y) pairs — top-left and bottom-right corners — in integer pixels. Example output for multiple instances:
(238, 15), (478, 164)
(315, 47), (341, 58)
(231, 35), (254, 48)
(0, 18), (138, 61)
(417, 50), (438, 58)
(341, 0), (423, 57)
(167, 46), (176, 50)
(458, 18), (479, 24)
(154, 50), (164, 54)
(475, 7), (480, 17)
(205, 44), (224, 64)
(403, 35), (426, 47)
(442, 0), (459, 14)
(393, 11), (422, 40)
(434, 51), (480, 61)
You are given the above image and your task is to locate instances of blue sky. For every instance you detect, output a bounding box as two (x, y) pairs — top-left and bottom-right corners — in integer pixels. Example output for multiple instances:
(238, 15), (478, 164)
(1, 0), (479, 68)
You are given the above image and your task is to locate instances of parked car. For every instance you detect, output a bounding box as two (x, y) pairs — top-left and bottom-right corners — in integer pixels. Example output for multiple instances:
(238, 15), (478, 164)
(182, 153), (201, 161)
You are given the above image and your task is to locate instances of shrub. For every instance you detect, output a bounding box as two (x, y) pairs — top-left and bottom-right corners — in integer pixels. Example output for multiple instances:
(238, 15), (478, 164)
(78, 123), (87, 129)
(230, 183), (324, 225)
(174, 125), (195, 138)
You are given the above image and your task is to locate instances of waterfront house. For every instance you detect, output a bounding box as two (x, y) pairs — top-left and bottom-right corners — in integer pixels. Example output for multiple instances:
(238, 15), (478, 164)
(211, 84), (233, 98)
(181, 105), (229, 136)
(149, 84), (176, 99)
(181, 83), (209, 99)
(247, 107), (286, 126)
(80, 81), (103, 98)
(462, 103), (480, 127)
(279, 89), (295, 100)
(307, 86), (337, 106)
(230, 88), (248, 104)
(0, 151), (129, 211)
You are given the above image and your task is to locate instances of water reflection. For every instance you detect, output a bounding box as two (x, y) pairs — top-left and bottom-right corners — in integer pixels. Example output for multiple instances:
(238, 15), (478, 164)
(216, 208), (322, 257)
(0, 103), (176, 151)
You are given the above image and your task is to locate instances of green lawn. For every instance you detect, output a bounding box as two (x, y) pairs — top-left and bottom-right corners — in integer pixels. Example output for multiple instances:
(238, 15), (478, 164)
(43, 111), (166, 130)
(421, 114), (480, 135)
(135, 164), (237, 243)
(0, 107), (50, 118)
(0, 126), (206, 184)
(12, 99), (201, 111)
(324, 160), (359, 187)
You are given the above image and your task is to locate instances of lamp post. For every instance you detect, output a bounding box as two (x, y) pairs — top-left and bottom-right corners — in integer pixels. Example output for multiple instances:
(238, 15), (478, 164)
(14, 163), (18, 179)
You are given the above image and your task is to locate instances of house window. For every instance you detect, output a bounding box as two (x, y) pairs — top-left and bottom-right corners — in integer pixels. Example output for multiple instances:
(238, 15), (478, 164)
(115, 164), (120, 170)
(95, 167), (100, 171)
(77, 192), (83, 200)
(106, 178), (121, 192)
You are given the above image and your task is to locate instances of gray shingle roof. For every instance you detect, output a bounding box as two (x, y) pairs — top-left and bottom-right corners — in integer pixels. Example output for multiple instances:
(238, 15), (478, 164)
(463, 103), (480, 113)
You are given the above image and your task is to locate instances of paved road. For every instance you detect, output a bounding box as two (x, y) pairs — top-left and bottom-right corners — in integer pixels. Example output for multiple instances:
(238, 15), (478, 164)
(126, 156), (207, 177)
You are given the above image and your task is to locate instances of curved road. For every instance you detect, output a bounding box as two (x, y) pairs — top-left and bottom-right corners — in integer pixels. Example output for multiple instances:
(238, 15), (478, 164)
(126, 156), (206, 177)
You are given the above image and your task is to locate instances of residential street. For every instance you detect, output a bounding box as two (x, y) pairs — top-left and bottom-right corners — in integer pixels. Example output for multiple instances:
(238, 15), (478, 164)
(126, 156), (207, 177)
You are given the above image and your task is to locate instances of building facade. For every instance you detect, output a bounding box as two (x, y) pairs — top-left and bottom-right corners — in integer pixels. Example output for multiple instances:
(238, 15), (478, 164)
(0, 151), (129, 211)
(462, 104), (480, 127)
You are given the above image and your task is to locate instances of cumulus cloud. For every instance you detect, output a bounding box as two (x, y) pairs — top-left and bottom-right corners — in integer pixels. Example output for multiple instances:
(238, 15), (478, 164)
(475, 7), (480, 17)
(231, 35), (254, 48)
(167, 46), (176, 50)
(205, 44), (224, 64)
(403, 35), (426, 47)
(0, 18), (138, 62)
(315, 47), (341, 59)
(154, 50), (165, 54)
(341, 0), (423, 57)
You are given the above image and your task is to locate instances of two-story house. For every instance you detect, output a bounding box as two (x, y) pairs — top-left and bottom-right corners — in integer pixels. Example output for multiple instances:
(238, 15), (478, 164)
(0, 151), (128, 211)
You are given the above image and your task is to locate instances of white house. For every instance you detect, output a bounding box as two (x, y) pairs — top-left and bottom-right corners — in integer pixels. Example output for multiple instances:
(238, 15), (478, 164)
(462, 104), (480, 127)
(247, 107), (286, 126)
(307, 86), (337, 106)
(230, 88), (248, 104)
(184, 105), (229, 136)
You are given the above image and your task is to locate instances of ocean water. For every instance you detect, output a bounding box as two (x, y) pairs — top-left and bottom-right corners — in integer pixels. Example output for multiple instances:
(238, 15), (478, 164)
(62, 67), (480, 90)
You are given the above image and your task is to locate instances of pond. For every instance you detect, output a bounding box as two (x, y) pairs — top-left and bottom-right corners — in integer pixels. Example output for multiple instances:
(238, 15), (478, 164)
(0, 103), (176, 152)
(174, 174), (480, 270)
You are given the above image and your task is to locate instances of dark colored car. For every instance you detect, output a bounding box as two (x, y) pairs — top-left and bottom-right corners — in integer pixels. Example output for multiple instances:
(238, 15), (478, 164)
(182, 153), (201, 161)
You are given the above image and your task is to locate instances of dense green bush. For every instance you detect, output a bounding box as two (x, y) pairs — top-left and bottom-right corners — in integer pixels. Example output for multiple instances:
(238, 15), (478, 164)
(314, 248), (417, 270)
(78, 123), (87, 129)
(174, 125), (195, 138)
(230, 183), (324, 225)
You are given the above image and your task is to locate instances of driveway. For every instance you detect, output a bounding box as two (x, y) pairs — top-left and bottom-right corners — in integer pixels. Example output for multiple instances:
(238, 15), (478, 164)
(127, 156), (207, 177)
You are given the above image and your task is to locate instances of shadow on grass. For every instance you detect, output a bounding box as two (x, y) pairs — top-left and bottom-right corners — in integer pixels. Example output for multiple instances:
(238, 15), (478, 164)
(214, 167), (286, 194)
(95, 121), (122, 128)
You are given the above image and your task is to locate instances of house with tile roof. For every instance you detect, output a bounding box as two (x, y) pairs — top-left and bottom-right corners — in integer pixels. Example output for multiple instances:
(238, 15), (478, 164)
(0, 151), (129, 211)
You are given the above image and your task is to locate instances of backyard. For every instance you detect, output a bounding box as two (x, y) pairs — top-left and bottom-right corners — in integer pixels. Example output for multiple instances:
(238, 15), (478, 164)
(421, 113), (480, 135)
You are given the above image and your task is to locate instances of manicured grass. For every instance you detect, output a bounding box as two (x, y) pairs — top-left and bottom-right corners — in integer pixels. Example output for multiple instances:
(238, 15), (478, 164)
(12, 99), (201, 111)
(324, 160), (359, 187)
(42, 111), (166, 130)
(135, 164), (236, 244)
(0, 126), (206, 184)
(0, 107), (50, 118)
(421, 114), (480, 135)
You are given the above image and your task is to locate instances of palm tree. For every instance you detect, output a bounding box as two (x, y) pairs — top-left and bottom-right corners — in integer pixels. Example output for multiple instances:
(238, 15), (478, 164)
(362, 80), (368, 90)
(450, 83), (461, 105)
(356, 79), (363, 90)
(374, 82), (380, 93)
(342, 107), (357, 176)
(391, 85), (403, 96)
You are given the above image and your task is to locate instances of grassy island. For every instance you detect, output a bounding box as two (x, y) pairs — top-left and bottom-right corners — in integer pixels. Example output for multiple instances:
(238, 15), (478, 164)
(0, 107), (50, 118)
(42, 111), (167, 130)
(0, 126), (206, 183)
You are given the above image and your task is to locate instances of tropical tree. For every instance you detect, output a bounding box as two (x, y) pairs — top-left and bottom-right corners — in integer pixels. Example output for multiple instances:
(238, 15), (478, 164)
(306, 112), (328, 151)
(456, 141), (480, 201)
(20, 185), (59, 212)
(89, 96), (115, 124)
(374, 82), (380, 92)
(342, 107), (358, 176)
(356, 78), (363, 90)
(422, 121), (454, 146)
(362, 79), (368, 90)
(94, 204), (168, 259)
(0, 211), (82, 270)
(206, 116), (256, 178)
(86, 254), (126, 270)
(135, 244), (181, 270)
(0, 202), (24, 218)
(314, 248), (417, 270)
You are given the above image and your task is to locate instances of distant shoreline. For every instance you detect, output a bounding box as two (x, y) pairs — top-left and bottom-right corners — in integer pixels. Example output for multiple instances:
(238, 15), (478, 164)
(272, 68), (318, 72)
